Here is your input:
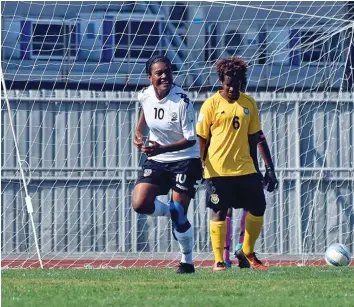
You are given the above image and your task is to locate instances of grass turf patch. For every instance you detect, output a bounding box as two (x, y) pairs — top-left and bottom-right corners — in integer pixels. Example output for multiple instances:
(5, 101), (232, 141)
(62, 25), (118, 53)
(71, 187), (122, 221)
(2, 267), (354, 307)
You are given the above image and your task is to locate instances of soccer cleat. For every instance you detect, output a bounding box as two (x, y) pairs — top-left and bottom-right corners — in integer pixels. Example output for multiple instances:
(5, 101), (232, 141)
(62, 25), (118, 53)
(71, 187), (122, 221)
(213, 262), (227, 272)
(234, 249), (251, 269)
(243, 252), (268, 270)
(176, 262), (195, 274)
(224, 260), (232, 268)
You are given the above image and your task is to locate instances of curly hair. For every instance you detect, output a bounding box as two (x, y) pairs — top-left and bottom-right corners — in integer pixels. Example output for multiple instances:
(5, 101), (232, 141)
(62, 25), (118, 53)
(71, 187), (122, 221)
(145, 55), (172, 75)
(215, 57), (248, 90)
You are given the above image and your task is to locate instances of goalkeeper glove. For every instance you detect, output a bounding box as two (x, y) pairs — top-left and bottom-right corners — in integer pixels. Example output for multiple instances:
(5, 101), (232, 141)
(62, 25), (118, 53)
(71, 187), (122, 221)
(264, 165), (278, 192)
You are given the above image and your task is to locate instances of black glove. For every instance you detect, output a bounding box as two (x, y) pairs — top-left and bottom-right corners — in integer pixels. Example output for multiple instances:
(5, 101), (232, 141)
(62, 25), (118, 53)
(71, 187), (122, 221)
(264, 166), (278, 192)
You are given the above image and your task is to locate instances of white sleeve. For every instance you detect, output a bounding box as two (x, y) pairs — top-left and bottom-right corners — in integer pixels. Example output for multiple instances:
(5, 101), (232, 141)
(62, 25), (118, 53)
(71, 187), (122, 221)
(137, 89), (143, 103)
(137, 86), (149, 108)
(180, 101), (197, 141)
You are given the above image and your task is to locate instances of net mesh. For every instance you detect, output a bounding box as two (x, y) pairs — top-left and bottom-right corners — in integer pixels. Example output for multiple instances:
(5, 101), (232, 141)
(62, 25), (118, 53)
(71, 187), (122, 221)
(1, 1), (354, 268)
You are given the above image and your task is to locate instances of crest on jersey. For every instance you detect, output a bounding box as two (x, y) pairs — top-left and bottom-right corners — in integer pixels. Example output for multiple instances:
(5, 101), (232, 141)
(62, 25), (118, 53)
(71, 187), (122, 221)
(171, 112), (178, 121)
(210, 194), (220, 204)
(143, 169), (152, 177)
(244, 107), (250, 115)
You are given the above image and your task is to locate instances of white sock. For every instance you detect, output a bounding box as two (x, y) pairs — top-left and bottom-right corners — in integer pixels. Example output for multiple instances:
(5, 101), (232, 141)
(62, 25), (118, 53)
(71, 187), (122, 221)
(173, 226), (193, 264)
(148, 199), (171, 218)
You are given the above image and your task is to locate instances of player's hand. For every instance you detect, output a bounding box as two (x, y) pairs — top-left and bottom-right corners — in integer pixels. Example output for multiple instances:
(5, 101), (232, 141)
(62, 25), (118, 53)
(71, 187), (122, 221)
(142, 141), (164, 157)
(264, 166), (278, 192)
(133, 132), (144, 149)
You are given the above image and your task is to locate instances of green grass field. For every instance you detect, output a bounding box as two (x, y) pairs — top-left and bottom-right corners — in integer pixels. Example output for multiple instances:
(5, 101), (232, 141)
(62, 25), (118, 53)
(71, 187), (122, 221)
(2, 267), (354, 307)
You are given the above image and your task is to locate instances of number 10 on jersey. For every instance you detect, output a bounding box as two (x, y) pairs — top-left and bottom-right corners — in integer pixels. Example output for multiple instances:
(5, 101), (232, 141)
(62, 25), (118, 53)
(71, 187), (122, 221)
(154, 108), (164, 120)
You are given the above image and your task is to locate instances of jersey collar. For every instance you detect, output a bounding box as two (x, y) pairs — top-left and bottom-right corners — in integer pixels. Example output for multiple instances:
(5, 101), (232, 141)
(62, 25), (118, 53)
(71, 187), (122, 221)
(217, 90), (242, 104)
(151, 84), (176, 104)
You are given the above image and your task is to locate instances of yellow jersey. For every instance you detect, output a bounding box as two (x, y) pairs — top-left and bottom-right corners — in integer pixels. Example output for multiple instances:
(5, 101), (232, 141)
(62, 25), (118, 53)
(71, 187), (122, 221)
(196, 91), (261, 178)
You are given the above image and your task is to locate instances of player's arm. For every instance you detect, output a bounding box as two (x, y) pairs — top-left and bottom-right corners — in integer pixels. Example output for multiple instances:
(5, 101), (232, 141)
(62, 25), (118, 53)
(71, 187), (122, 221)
(249, 130), (278, 192)
(248, 134), (261, 174)
(248, 96), (278, 192)
(196, 99), (212, 167)
(133, 109), (146, 149)
(143, 139), (195, 157)
(197, 135), (208, 168)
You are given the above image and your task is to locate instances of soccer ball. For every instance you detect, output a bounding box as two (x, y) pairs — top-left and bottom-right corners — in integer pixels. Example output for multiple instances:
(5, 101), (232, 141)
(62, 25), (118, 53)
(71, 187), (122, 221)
(325, 243), (351, 266)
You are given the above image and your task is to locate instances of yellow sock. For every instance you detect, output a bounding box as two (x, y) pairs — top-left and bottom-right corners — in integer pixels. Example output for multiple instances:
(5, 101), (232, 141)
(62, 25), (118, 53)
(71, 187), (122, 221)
(209, 220), (226, 264)
(243, 213), (264, 255)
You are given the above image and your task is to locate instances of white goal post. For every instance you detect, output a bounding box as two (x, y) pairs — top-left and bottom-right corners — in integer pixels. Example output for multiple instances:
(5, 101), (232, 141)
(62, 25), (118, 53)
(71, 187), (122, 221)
(1, 1), (354, 268)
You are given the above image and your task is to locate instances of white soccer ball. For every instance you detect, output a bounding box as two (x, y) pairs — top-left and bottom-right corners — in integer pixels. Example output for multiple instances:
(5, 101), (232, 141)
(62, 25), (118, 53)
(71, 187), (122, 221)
(325, 243), (351, 266)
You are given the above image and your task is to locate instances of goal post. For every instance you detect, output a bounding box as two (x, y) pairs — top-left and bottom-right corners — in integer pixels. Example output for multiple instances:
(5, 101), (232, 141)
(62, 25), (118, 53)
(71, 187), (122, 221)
(1, 1), (354, 268)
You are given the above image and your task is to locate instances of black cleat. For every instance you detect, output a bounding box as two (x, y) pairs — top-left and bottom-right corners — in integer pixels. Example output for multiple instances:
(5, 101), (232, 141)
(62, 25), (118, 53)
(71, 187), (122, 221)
(213, 261), (227, 272)
(234, 249), (251, 269)
(176, 262), (195, 274)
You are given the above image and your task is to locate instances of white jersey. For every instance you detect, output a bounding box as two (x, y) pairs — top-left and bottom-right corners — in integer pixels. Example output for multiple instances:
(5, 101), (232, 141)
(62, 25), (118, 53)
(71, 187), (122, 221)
(138, 84), (200, 162)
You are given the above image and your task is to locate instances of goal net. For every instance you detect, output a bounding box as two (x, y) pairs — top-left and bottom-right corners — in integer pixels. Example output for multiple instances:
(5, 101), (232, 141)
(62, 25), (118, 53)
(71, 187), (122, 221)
(1, 1), (353, 268)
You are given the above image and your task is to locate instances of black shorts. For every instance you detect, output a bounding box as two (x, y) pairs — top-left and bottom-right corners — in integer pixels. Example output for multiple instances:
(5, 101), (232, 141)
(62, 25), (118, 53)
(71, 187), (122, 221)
(136, 158), (203, 198)
(205, 173), (266, 216)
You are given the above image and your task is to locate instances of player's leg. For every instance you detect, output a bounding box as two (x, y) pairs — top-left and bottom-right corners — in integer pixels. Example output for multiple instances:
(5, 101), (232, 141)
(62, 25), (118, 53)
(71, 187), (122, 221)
(171, 191), (194, 273)
(170, 158), (202, 274)
(132, 161), (170, 217)
(234, 209), (251, 268)
(206, 177), (230, 272)
(223, 207), (232, 268)
(240, 174), (268, 270)
(210, 207), (228, 271)
(236, 209), (247, 251)
(132, 183), (170, 216)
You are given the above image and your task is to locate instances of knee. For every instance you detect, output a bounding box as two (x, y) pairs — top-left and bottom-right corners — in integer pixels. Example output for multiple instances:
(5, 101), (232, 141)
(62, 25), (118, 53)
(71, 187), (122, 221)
(132, 198), (153, 214)
(132, 188), (154, 214)
(132, 199), (146, 213)
(210, 208), (227, 221)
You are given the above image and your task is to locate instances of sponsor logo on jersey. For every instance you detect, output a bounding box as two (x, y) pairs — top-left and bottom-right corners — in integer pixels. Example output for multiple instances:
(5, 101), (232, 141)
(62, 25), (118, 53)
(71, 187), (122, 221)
(244, 107), (249, 115)
(176, 184), (188, 191)
(210, 194), (220, 204)
(171, 112), (178, 121)
(143, 169), (152, 177)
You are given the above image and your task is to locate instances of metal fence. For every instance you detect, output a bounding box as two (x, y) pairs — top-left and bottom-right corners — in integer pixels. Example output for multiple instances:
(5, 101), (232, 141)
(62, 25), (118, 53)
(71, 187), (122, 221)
(1, 90), (354, 260)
